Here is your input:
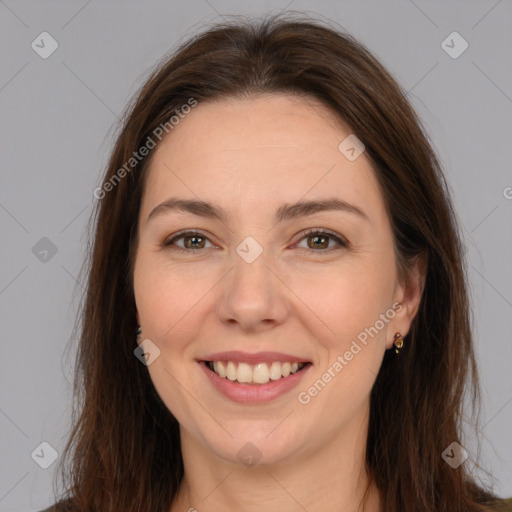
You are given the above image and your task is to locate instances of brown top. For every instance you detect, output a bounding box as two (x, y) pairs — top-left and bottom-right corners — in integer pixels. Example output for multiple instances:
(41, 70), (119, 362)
(496, 499), (512, 512)
(38, 497), (512, 512)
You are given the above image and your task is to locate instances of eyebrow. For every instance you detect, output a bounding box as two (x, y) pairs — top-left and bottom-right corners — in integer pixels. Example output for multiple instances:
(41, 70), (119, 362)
(146, 197), (369, 224)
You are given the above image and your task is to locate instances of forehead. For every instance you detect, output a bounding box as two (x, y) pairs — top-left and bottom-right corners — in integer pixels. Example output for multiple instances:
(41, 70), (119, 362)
(141, 93), (386, 224)
(155, 93), (351, 159)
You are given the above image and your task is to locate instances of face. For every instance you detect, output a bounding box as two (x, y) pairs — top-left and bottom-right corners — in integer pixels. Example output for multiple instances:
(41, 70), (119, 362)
(133, 94), (416, 467)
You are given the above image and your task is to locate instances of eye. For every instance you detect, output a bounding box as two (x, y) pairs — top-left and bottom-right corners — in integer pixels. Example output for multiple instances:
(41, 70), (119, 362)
(161, 231), (216, 252)
(161, 228), (349, 254)
(293, 229), (348, 252)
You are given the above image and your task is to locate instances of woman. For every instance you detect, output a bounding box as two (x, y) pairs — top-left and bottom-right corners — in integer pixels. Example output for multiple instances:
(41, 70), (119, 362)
(42, 13), (510, 512)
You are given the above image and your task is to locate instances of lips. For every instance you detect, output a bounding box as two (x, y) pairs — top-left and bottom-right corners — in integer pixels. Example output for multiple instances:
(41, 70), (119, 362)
(198, 351), (312, 403)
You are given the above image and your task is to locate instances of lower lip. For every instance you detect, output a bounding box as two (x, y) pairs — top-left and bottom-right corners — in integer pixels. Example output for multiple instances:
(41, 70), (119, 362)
(199, 361), (311, 404)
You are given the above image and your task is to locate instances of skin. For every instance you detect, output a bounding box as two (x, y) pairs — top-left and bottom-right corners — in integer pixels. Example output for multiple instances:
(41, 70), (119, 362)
(133, 93), (424, 512)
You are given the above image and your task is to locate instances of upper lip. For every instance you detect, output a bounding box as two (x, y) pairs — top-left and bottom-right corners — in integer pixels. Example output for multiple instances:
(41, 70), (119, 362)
(199, 351), (311, 364)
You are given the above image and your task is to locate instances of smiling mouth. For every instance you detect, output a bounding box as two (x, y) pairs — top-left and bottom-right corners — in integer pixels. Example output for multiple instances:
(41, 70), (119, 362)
(204, 360), (311, 385)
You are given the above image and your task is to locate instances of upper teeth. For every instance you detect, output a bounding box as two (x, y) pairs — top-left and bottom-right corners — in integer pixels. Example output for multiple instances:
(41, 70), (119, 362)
(209, 361), (305, 384)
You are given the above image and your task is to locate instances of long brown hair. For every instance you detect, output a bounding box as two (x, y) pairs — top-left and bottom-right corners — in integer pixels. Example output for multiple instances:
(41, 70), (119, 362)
(54, 12), (506, 512)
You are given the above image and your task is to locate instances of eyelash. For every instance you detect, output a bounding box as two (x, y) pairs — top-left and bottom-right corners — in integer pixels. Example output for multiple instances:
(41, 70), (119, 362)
(161, 228), (349, 254)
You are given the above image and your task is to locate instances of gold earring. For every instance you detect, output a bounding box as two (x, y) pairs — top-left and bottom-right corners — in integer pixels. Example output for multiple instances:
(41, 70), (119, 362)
(393, 332), (404, 354)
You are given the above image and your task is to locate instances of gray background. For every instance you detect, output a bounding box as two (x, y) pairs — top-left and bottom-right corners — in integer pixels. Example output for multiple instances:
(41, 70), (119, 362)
(1, 1), (511, 510)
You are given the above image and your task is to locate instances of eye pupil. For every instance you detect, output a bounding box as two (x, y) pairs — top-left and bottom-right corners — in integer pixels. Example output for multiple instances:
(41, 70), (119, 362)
(184, 235), (205, 249)
(308, 235), (329, 249)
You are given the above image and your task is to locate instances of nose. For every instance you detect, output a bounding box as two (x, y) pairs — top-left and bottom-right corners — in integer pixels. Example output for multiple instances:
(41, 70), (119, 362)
(215, 247), (290, 333)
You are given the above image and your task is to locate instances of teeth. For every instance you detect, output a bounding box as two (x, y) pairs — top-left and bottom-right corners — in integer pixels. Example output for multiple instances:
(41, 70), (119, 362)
(269, 361), (282, 380)
(253, 363), (270, 384)
(226, 361), (237, 381)
(208, 360), (306, 384)
(213, 361), (226, 378)
(236, 362), (253, 383)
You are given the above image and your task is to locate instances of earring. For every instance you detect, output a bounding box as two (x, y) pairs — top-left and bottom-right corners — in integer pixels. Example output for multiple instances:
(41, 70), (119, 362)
(393, 332), (404, 354)
(136, 325), (142, 341)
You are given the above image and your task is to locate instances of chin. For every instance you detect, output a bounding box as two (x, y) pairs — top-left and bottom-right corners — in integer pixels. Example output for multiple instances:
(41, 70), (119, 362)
(200, 421), (308, 468)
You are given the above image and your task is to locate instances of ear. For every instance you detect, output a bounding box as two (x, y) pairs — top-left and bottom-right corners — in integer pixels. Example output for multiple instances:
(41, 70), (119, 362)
(387, 253), (427, 349)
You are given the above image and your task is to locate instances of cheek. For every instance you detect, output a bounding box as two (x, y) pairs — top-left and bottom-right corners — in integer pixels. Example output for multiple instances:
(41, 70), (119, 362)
(295, 265), (391, 423)
(288, 256), (396, 346)
(134, 253), (217, 341)
(134, 256), (212, 423)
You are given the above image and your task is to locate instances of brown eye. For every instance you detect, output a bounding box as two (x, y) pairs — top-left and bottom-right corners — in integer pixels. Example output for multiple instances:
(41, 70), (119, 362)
(295, 229), (348, 252)
(182, 234), (206, 249)
(307, 233), (329, 249)
(162, 231), (214, 252)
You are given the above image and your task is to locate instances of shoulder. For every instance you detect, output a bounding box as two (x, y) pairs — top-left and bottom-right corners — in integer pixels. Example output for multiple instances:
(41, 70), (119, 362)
(491, 497), (512, 511)
(38, 498), (76, 512)
(39, 497), (512, 512)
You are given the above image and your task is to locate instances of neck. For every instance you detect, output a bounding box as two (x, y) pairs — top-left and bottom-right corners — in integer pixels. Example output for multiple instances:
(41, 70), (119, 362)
(171, 405), (381, 512)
